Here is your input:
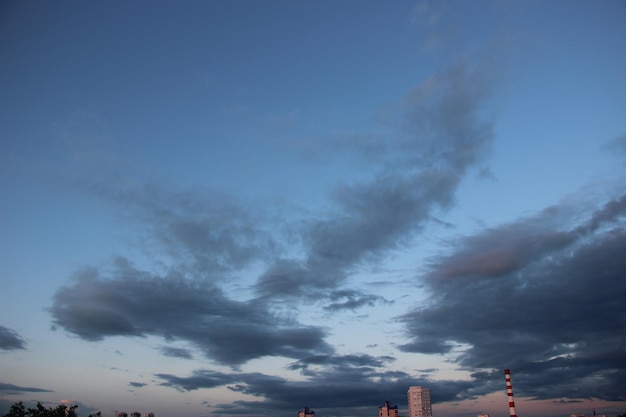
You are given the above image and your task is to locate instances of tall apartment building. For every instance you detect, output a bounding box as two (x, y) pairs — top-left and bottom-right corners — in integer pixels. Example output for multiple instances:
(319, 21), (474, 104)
(379, 401), (399, 417)
(407, 386), (432, 417)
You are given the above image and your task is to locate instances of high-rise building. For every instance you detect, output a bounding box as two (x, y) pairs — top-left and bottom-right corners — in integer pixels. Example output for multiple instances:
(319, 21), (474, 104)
(379, 401), (399, 417)
(407, 386), (432, 417)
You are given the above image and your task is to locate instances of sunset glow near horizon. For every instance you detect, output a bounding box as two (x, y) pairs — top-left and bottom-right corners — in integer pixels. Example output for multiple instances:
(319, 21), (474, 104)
(1, 2), (625, 417)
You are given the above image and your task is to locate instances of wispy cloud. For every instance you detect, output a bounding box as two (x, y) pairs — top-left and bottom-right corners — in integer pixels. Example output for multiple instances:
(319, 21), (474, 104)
(410, 0), (455, 51)
(255, 60), (494, 301)
(0, 383), (53, 393)
(322, 289), (388, 312)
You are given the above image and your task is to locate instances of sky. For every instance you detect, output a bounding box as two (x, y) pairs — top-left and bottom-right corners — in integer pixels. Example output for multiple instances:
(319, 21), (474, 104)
(1, 1), (625, 417)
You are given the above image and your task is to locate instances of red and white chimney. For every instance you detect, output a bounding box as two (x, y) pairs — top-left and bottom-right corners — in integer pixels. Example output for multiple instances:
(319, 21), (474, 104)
(504, 369), (517, 417)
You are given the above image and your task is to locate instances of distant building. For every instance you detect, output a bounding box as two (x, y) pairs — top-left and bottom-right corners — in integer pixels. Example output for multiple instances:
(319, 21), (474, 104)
(478, 414), (489, 417)
(379, 401), (399, 417)
(407, 386), (432, 417)
(298, 407), (315, 417)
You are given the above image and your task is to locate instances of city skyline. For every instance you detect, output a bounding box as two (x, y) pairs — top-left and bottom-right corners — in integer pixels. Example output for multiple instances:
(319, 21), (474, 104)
(1, 1), (625, 417)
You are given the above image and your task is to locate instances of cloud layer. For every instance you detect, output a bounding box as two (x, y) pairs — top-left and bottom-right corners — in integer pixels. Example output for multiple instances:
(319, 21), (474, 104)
(399, 194), (626, 401)
(43, 50), (626, 416)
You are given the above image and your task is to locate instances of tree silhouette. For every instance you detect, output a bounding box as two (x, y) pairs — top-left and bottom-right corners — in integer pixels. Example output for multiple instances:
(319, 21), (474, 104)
(3, 402), (26, 417)
(2, 402), (81, 417)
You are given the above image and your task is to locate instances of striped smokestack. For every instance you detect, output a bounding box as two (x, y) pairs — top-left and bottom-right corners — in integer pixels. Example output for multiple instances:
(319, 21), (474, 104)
(504, 369), (517, 417)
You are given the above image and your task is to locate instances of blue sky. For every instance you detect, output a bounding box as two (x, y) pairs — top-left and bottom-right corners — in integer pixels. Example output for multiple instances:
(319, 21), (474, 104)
(1, 1), (625, 417)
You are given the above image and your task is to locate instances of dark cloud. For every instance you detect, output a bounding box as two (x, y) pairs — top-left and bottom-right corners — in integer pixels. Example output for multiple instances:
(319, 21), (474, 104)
(0, 326), (26, 351)
(159, 346), (193, 360)
(155, 354), (476, 417)
(398, 193), (626, 401)
(0, 382), (53, 393)
(50, 258), (332, 366)
(128, 382), (147, 388)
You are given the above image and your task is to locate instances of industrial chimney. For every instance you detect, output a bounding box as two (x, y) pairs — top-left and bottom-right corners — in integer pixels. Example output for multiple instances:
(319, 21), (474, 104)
(504, 369), (517, 417)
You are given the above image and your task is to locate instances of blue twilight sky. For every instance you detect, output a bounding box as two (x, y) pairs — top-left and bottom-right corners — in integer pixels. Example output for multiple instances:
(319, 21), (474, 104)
(1, 2), (626, 417)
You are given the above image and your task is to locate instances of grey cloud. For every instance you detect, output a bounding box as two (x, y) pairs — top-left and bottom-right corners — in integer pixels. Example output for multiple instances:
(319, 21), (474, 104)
(50, 258), (332, 366)
(159, 346), (193, 359)
(254, 259), (320, 300)
(0, 326), (26, 351)
(128, 382), (147, 388)
(0, 383), (53, 393)
(255, 60), (494, 300)
(398, 193), (626, 401)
